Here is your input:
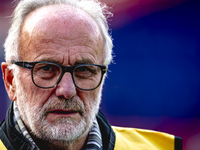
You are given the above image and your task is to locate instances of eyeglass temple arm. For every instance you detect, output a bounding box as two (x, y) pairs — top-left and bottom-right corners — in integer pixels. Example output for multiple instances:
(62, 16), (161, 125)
(102, 66), (107, 74)
(13, 61), (34, 69)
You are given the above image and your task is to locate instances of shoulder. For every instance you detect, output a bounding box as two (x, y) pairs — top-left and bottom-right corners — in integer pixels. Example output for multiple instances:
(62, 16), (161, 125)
(0, 120), (8, 150)
(0, 140), (7, 150)
(112, 126), (182, 150)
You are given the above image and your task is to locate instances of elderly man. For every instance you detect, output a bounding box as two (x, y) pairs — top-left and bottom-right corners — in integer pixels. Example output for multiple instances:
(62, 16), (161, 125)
(0, 0), (182, 150)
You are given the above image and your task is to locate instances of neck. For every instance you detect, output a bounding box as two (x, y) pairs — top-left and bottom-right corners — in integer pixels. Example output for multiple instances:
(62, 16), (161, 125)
(32, 134), (88, 150)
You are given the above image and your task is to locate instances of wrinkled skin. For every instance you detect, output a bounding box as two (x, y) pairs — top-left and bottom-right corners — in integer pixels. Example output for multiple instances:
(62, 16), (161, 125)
(2, 5), (105, 150)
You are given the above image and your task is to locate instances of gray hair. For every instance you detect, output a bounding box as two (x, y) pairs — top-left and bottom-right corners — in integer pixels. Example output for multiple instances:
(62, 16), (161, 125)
(4, 0), (113, 65)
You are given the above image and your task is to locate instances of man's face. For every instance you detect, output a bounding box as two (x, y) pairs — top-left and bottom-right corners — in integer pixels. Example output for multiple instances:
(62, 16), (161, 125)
(14, 5), (105, 144)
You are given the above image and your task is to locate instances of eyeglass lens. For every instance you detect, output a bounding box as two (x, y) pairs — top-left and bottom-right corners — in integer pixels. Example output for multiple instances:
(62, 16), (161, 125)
(32, 63), (102, 90)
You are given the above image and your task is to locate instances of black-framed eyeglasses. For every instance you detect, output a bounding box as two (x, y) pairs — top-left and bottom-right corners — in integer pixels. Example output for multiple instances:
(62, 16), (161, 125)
(13, 61), (107, 91)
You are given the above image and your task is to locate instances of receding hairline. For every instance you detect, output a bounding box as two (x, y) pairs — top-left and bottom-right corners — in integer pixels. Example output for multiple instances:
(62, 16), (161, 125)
(21, 4), (102, 34)
(4, 0), (113, 65)
(18, 4), (105, 62)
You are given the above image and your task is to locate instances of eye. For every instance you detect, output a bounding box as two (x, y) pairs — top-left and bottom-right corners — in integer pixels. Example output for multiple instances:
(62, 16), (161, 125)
(41, 65), (54, 71)
(33, 63), (61, 79)
(74, 65), (99, 79)
(76, 66), (90, 72)
(35, 64), (58, 72)
(75, 66), (96, 74)
(34, 63), (60, 74)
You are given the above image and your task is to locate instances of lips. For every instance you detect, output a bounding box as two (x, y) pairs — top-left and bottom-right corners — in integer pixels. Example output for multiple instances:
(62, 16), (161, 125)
(49, 110), (78, 115)
(45, 109), (82, 123)
(43, 98), (85, 120)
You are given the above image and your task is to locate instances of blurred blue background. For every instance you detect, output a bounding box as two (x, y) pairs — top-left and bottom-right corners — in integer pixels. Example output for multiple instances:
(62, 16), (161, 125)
(104, 0), (200, 118)
(0, 0), (200, 149)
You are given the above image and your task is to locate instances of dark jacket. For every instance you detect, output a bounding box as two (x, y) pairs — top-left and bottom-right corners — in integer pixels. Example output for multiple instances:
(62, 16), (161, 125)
(0, 102), (182, 150)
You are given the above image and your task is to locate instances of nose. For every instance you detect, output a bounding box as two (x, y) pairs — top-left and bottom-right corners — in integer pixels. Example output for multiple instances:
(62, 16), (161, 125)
(55, 73), (76, 99)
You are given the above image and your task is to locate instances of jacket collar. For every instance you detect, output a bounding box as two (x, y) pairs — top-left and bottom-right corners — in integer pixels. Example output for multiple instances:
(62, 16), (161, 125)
(97, 111), (116, 150)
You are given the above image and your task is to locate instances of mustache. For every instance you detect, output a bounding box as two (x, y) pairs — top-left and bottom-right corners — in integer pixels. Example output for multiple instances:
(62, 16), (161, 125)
(42, 97), (85, 116)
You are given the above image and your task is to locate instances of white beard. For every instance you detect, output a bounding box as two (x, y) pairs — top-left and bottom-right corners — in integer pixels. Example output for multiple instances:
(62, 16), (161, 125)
(15, 77), (102, 146)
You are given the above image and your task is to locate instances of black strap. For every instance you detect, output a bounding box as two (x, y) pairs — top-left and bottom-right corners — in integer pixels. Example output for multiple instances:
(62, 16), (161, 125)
(175, 136), (182, 150)
(0, 121), (15, 150)
(97, 111), (115, 150)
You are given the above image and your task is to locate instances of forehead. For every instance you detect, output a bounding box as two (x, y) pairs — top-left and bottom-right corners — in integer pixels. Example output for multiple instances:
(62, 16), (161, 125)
(22, 5), (100, 38)
(19, 5), (104, 64)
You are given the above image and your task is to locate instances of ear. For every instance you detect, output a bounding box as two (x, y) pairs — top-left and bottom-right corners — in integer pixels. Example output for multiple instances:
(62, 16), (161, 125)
(1, 62), (17, 101)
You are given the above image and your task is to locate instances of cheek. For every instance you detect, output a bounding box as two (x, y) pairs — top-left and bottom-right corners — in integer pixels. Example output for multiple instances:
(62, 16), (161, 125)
(30, 89), (53, 106)
(20, 73), (54, 107)
(77, 89), (100, 106)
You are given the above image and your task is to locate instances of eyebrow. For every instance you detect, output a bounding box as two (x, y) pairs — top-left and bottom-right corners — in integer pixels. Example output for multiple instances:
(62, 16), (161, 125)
(37, 58), (95, 66)
(74, 59), (94, 65)
(37, 58), (62, 64)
